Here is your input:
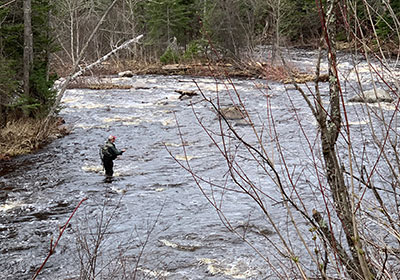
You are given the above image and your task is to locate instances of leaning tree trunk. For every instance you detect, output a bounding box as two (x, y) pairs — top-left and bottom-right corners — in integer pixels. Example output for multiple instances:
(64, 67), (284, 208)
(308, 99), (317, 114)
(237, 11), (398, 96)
(23, 0), (33, 96)
(316, 0), (375, 278)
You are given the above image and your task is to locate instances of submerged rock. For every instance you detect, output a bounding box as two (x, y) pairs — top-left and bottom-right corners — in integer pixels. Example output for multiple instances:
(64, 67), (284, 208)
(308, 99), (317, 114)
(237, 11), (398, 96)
(348, 88), (393, 103)
(175, 89), (198, 100)
(219, 105), (245, 120)
(159, 239), (200, 251)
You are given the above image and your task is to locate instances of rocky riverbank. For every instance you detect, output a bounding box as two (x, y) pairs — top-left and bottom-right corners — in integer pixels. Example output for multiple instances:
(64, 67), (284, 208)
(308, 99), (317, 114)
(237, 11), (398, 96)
(68, 60), (327, 90)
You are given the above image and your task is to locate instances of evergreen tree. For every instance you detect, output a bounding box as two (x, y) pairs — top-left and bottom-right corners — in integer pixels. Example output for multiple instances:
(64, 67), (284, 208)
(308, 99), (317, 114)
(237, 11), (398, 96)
(0, 1), (23, 126)
(280, 0), (321, 45)
(0, 0), (57, 123)
(145, 0), (196, 49)
(30, 0), (58, 116)
(376, 0), (400, 44)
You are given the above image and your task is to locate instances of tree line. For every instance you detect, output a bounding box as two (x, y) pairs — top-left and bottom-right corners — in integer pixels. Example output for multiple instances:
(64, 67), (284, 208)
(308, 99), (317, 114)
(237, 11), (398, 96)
(0, 0), (399, 126)
(2, 0), (400, 278)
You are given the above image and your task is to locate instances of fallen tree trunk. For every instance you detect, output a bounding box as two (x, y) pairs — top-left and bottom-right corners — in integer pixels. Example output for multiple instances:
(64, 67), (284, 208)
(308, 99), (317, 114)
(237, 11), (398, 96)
(36, 34), (143, 141)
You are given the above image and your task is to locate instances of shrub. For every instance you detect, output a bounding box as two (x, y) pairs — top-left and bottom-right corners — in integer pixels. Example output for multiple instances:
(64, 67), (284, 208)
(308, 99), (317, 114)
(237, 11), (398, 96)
(182, 40), (207, 61)
(160, 47), (180, 64)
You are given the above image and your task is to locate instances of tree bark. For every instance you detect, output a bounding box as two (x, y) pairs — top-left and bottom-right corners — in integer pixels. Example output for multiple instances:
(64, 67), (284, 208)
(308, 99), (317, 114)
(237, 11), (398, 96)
(317, 0), (375, 278)
(23, 0), (33, 96)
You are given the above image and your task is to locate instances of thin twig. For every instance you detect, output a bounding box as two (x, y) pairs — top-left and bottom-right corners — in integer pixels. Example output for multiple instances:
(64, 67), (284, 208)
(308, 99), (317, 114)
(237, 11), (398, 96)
(32, 197), (88, 280)
(0, 0), (17, 9)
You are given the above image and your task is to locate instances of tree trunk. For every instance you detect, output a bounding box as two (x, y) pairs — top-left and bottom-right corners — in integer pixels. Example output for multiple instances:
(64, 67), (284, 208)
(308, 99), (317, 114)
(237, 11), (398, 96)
(273, 0), (281, 63)
(317, 0), (375, 278)
(23, 0), (33, 96)
(0, 105), (6, 128)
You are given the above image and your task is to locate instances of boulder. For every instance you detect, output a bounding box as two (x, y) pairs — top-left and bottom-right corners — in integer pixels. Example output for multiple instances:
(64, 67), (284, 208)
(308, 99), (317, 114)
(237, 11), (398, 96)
(348, 89), (393, 103)
(219, 105), (245, 120)
(118, 70), (134, 77)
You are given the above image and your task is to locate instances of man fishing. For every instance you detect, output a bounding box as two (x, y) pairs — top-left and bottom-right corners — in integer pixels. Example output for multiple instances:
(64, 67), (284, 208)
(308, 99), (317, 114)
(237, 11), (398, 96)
(100, 135), (125, 180)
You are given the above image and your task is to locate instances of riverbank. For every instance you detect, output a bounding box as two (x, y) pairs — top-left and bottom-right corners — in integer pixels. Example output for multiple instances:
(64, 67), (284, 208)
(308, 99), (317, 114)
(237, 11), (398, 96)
(0, 59), (323, 161)
(0, 117), (71, 161)
(67, 60), (327, 89)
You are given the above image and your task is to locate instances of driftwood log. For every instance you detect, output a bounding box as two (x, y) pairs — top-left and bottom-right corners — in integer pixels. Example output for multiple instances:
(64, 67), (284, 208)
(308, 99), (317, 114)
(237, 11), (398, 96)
(175, 90), (198, 100)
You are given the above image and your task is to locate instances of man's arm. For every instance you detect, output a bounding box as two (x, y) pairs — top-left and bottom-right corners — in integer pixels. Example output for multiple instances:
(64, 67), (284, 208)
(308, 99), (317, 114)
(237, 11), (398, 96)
(109, 145), (125, 156)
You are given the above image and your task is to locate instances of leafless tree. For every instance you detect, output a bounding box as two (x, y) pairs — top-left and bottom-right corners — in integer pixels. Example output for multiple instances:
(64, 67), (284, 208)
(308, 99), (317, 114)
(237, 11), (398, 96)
(38, 0), (143, 140)
(72, 197), (166, 280)
(50, 0), (143, 67)
(171, 0), (400, 278)
(264, 0), (286, 61)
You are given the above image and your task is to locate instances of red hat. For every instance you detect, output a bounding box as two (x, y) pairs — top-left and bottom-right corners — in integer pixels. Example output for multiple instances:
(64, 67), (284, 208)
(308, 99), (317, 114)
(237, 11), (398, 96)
(108, 135), (116, 140)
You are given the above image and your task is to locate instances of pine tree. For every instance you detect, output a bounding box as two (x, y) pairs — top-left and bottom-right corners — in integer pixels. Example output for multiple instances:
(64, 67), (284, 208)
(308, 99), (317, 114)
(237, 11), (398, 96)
(0, 0), (57, 124)
(145, 0), (195, 49)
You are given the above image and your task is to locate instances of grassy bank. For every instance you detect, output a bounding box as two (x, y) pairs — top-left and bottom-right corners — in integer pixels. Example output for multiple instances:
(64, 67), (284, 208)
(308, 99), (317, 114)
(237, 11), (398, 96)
(0, 118), (70, 160)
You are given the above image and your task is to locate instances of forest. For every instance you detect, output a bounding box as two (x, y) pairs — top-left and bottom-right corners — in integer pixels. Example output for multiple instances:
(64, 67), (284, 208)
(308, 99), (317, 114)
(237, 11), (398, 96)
(1, 0), (399, 130)
(2, 1), (400, 279)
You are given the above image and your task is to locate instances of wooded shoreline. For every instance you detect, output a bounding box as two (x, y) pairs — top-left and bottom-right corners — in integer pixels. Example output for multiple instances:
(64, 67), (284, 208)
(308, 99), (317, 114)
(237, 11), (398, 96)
(1, 47), (340, 162)
(67, 58), (329, 89)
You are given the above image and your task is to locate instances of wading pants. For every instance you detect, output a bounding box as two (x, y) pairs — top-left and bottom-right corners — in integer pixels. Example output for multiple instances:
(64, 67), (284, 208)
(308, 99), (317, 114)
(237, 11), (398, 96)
(102, 158), (114, 177)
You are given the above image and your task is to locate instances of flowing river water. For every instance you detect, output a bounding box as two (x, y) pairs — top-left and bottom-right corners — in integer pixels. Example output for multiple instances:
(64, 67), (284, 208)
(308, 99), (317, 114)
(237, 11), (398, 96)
(1, 49), (400, 279)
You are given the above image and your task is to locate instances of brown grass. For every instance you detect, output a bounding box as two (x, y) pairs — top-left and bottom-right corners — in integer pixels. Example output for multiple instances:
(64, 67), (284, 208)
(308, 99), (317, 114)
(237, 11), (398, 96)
(67, 79), (133, 90)
(0, 117), (71, 159)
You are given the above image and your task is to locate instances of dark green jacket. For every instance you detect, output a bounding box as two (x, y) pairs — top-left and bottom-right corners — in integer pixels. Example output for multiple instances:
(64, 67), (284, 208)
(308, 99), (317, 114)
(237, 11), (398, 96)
(102, 140), (123, 160)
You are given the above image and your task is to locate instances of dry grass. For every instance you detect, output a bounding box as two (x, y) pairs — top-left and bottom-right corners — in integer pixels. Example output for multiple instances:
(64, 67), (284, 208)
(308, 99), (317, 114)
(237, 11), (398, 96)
(247, 61), (329, 83)
(86, 84), (132, 90)
(67, 79), (133, 90)
(0, 117), (70, 159)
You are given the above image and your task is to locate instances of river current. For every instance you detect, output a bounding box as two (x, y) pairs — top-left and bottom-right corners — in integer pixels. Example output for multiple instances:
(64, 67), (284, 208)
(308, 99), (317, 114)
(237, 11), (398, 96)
(1, 49), (400, 279)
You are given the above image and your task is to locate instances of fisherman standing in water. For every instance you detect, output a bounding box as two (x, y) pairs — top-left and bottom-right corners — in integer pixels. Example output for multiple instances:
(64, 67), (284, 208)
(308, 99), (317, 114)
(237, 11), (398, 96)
(100, 135), (125, 181)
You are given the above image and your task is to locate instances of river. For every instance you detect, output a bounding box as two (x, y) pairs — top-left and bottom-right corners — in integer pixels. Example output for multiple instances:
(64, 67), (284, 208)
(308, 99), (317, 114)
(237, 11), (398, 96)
(1, 49), (400, 279)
